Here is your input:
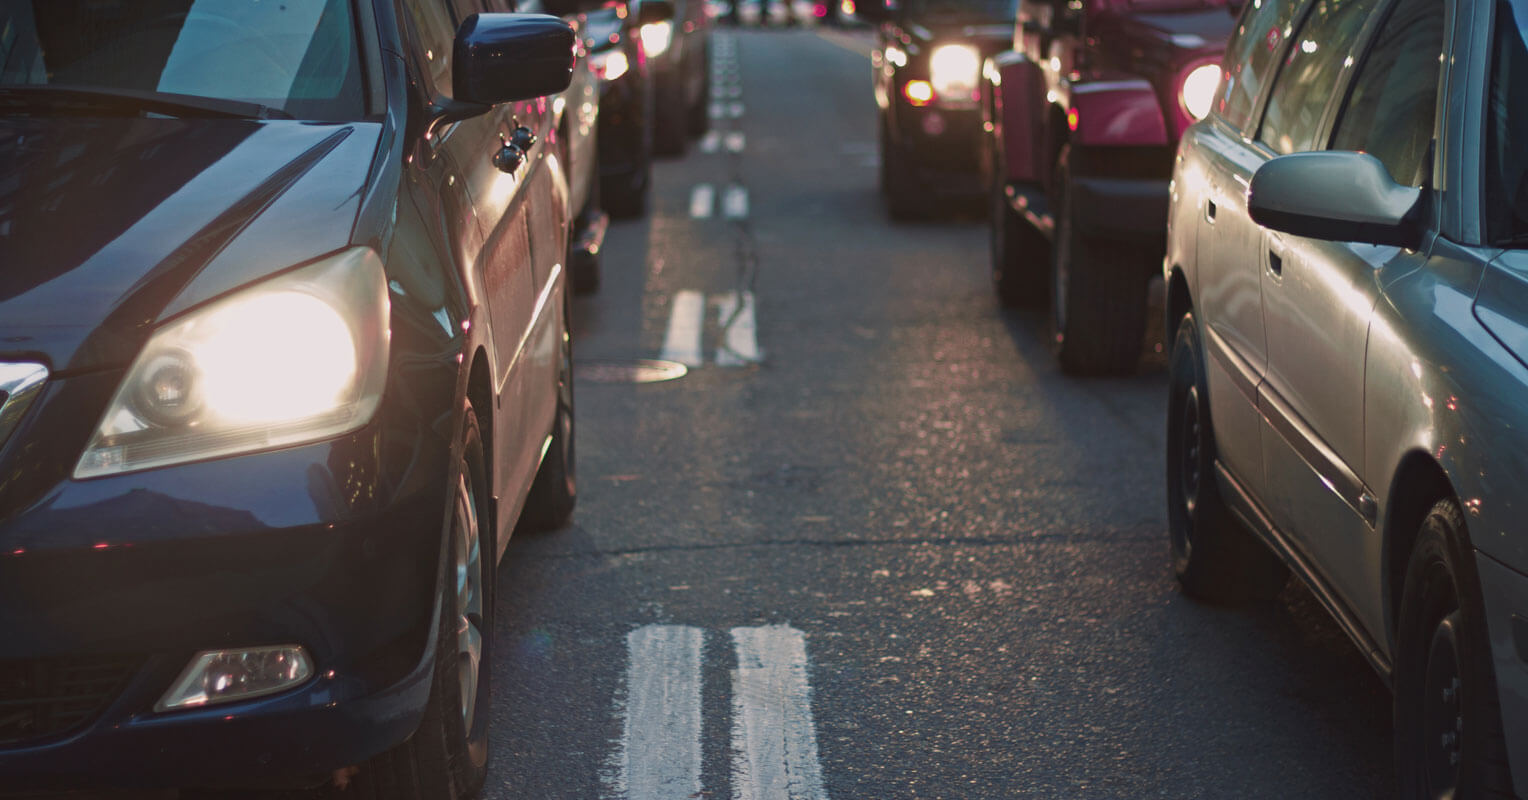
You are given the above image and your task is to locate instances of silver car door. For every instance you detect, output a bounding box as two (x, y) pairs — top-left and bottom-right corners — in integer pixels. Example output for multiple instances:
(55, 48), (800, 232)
(1257, 0), (1445, 635)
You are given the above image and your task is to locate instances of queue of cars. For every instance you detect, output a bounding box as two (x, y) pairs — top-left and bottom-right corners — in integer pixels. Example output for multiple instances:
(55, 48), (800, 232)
(868, 0), (1528, 793)
(0, 0), (706, 795)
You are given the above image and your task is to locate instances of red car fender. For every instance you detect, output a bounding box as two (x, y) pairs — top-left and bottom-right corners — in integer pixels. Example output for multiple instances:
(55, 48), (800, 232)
(985, 50), (1044, 184)
(1068, 78), (1169, 148)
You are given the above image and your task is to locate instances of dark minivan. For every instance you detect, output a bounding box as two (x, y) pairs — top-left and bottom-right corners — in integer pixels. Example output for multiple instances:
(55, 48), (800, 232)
(0, 0), (578, 795)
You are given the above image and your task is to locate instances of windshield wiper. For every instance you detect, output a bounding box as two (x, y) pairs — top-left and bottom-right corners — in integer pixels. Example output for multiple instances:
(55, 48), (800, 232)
(0, 86), (293, 120)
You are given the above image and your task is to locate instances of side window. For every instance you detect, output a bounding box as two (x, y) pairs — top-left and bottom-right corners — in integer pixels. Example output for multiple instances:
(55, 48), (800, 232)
(1217, 0), (1300, 130)
(1257, 0), (1378, 154)
(401, 0), (458, 92)
(1329, 0), (1445, 187)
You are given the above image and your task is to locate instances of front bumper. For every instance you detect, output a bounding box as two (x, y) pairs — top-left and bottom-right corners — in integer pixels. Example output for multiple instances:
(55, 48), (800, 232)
(1475, 552), (1528, 798)
(0, 371), (454, 791)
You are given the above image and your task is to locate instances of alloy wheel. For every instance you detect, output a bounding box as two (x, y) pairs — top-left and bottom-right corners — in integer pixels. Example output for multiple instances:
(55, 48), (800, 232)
(1422, 609), (1465, 798)
(452, 469), (485, 732)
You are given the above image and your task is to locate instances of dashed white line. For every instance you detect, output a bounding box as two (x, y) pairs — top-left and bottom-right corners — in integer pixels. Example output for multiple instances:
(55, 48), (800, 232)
(722, 184), (749, 219)
(660, 290), (706, 367)
(689, 183), (716, 219)
(725, 132), (746, 153)
(709, 102), (727, 120)
(700, 130), (722, 154)
(728, 102), (745, 119)
(715, 291), (761, 367)
(615, 625), (704, 800)
(730, 626), (828, 800)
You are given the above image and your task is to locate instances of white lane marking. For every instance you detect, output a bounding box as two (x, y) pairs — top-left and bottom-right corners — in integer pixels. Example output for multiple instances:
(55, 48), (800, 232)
(709, 102), (727, 120)
(725, 132), (746, 153)
(730, 626), (828, 800)
(722, 184), (749, 220)
(689, 184), (716, 219)
(714, 292), (761, 367)
(728, 102), (745, 119)
(617, 625), (705, 800)
(700, 130), (723, 154)
(660, 290), (706, 367)
(723, 85), (744, 99)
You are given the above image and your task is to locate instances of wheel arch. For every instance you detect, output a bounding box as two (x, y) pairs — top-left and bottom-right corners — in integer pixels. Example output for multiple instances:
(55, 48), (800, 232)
(1165, 265), (1192, 346)
(466, 347), (495, 543)
(1381, 450), (1459, 647)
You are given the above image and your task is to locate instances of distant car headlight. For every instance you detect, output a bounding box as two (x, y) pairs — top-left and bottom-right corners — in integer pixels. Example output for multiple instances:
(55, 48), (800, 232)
(75, 247), (390, 479)
(929, 44), (980, 106)
(641, 20), (673, 57)
(591, 48), (630, 82)
(1180, 63), (1221, 121)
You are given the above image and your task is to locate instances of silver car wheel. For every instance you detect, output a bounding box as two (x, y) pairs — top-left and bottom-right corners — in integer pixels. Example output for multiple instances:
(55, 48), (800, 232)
(452, 469), (485, 732)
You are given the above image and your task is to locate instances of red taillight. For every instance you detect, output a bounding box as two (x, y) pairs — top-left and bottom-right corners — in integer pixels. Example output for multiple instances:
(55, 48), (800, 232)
(1066, 108), (1079, 132)
(814, 2), (828, 15)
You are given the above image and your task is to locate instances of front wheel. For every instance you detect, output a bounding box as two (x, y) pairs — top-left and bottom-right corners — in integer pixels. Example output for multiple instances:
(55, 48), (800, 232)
(1049, 148), (1149, 374)
(1166, 311), (1287, 604)
(352, 403), (494, 799)
(1394, 499), (1516, 799)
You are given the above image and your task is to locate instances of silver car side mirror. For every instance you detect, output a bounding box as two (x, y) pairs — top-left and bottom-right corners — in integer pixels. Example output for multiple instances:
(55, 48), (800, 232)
(1248, 151), (1426, 249)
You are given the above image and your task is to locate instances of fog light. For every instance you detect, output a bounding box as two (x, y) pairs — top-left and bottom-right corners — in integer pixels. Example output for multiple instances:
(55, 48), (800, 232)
(157, 645), (313, 711)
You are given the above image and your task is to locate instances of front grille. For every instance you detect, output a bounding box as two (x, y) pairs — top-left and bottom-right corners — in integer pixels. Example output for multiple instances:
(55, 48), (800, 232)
(0, 656), (139, 746)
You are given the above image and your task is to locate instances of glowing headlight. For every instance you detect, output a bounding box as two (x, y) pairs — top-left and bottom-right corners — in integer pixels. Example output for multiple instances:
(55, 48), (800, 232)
(641, 20), (673, 57)
(75, 247), (390, 478)
(929, 44), (981, 105)
(1180, 63), (1221, 121)
(591, 49), (630, 82)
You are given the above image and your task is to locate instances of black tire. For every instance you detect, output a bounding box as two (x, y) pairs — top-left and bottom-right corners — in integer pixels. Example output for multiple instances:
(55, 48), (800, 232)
(1394, 499), (1516, 799)
(880, 115), (926, 221)
(689, 47), (711, 136)
(601, 157), (649, 219)
(571, 245), (601, 295)
(1049, 147), (1149, 374)
(519, 291), (577, 532)
(352, 404), (494, 800)
(1166, 310), (1287, 604)
(990, 167), (1049, 308)
(653, 80), (687, 157)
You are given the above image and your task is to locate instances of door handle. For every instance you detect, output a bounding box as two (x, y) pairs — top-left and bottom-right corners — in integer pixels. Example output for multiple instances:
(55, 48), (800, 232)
(1206, 198), (1217, 222)
(1268, 250), (1283, 277)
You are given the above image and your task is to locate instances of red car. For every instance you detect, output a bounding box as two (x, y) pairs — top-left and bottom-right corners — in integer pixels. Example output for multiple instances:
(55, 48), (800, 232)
(983, 0), (1231, 373)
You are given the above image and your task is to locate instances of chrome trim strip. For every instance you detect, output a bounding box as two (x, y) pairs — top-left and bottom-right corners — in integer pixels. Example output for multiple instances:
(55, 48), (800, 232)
(1258, 382), (1375, 527)
(0, 363), (48, 448)
(1201, 323), (1258, 405)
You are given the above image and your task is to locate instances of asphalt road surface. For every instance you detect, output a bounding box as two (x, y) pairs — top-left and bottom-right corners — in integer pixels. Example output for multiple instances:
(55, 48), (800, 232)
(486, 25), (1395, 800)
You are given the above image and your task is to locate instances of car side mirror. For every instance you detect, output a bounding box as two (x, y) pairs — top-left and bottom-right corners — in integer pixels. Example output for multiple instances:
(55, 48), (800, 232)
(1248, 151), (1426, 249)
(453, 13), (576, 108)
(637, 0), (676, 25)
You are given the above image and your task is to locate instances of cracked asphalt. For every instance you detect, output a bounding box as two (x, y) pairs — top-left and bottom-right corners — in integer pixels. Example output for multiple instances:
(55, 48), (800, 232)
(481, 24), (1396, 800)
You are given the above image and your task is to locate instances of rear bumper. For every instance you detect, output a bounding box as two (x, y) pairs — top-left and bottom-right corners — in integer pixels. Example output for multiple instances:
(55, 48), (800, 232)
(1069, 176), (1170, 245)
(598, 72), (650, 177)
(890, 104), (984, 192)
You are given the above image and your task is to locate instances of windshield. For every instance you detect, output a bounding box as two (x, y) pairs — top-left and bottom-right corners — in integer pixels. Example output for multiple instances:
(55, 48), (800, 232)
(0, 0), (365, 121)
(1488, 0), (1528, 243)
(904, 0), (1018, 22)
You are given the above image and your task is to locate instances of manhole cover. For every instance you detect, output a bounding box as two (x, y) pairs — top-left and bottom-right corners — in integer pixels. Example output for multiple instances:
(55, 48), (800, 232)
(576, 359), (689, 384)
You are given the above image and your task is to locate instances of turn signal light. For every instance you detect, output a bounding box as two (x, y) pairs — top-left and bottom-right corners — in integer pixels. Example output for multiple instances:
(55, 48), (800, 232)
(903, 80), (935, 107)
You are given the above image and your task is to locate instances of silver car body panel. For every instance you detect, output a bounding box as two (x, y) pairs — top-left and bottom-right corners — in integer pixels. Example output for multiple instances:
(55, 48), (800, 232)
(1168, 0), (1528, 789)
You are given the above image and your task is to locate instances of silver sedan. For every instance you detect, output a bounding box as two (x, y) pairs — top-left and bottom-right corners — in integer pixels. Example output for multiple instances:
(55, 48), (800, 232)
(1164, 0), (1528, 793)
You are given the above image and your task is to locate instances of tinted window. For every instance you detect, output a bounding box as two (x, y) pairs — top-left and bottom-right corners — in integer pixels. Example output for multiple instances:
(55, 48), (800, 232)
(1487, 0), (1528, 242)
(906, 0), (1018, 20)
(1217, 0), (1300, 130)
(401, 0), (458, 92)
(1257, 0), (1377, 154)
(0, 0), (364, 120)
(1330, 0), (1444, 187)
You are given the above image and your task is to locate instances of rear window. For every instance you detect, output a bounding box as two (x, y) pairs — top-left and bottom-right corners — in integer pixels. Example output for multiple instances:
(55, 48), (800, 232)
(0, 0), (365, 121)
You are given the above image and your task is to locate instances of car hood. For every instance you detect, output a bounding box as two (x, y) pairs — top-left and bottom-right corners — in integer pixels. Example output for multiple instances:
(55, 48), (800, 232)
(0, 117), (383, 374)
